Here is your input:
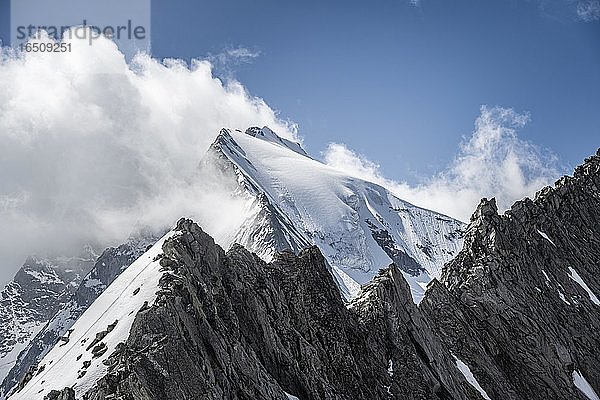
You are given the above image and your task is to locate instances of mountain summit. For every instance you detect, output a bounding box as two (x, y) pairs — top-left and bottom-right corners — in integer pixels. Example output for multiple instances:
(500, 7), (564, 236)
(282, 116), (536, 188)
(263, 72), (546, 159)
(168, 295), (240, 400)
(206, 127), (465, 302)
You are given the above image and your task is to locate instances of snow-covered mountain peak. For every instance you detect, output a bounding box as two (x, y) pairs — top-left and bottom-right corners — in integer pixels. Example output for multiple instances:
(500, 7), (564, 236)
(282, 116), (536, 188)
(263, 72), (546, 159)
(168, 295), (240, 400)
(243, 126), (308, 157)
(207, 127), (465, 303)
(213, 127), (308, 163)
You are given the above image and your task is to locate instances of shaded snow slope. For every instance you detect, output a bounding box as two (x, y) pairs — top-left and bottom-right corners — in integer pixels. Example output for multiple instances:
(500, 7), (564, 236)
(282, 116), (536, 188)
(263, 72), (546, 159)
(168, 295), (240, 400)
(452, 355), (492, 400)
(568, 266), (600, 306)
(573, 370), (600, 400)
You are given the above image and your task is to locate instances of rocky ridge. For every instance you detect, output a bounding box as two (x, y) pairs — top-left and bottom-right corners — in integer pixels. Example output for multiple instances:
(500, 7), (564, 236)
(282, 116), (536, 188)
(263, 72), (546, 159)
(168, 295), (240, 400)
(71, 150), (600, 399)
(80, 219), (465, 400)
(419, 149), (600, 399)
(8, 148), (600, 400)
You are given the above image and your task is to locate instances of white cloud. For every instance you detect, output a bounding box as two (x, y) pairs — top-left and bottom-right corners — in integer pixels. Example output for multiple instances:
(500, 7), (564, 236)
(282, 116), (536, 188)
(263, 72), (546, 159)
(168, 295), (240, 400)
(577, 1), (600, 21)
(325, 105), (561, 222)
(0, 31), (296, 283)
(223, 47), (261, 62)
(207, 46), (262, 77)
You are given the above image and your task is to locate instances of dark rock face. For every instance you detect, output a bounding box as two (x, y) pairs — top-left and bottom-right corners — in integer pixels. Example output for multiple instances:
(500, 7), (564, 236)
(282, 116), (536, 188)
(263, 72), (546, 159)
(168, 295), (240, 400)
(365, 218), (424, 276)
(81, 220), (458, 400)
(418, 150), (600, 400)
(43, 387), (75, 400)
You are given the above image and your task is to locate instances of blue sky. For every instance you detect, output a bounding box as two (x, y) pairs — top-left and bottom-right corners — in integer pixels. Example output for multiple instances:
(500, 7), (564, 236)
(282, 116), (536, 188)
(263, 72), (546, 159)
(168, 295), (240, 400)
(1, 0), (598, 182)
(149, 0), (599, 182)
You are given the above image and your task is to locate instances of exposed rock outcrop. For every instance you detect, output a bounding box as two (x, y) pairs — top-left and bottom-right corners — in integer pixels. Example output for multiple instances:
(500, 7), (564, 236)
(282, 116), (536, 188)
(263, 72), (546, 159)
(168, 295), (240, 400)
(43, 387), (75, 400)
(419, 149), (600, 400)
(82, 220), (407, 399)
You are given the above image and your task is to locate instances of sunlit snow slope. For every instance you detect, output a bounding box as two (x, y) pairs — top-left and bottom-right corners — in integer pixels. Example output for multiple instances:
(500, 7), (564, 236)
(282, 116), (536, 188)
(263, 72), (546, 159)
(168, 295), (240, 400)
(0, 233), (159, 399)
(212, 127), (465, 302)
(9, 232), (176, 400)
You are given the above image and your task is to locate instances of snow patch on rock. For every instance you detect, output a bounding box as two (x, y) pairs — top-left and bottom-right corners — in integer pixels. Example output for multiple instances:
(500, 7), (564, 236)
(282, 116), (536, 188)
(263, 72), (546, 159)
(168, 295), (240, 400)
(568, 267), (600, 306)
(573, 370), (600, 400)
(452, 355), (491, 400)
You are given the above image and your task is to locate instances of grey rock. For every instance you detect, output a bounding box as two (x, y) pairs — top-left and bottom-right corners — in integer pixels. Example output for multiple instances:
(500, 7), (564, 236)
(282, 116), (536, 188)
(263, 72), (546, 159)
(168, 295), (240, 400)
(43, 387), (75, 400)
(419, 149), (600, 399)
(81, 220), (443, 400)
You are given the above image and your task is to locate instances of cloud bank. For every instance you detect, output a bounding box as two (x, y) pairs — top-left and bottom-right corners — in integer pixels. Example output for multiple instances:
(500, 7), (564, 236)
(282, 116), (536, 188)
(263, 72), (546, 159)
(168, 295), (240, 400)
(325, 106), (562, 222)
(0, 32), (296, 282)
